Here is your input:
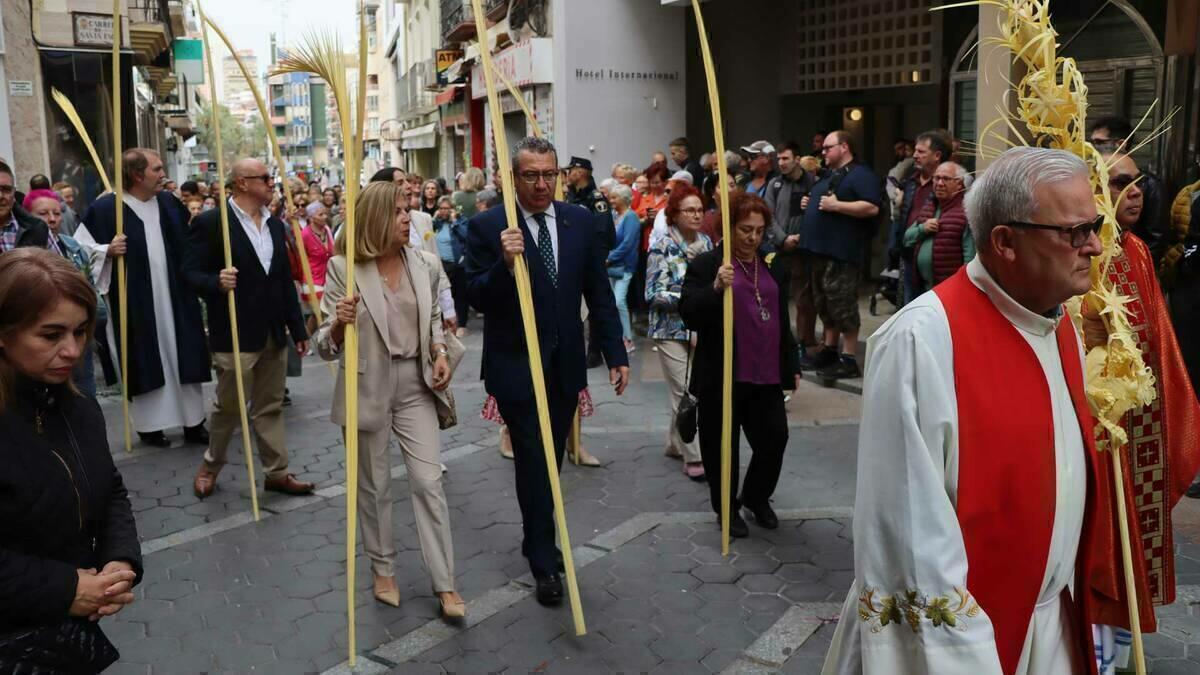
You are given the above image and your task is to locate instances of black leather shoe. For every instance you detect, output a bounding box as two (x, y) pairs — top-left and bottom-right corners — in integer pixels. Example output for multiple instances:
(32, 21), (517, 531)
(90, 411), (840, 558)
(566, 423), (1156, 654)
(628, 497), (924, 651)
(1187, 481), (1200, 499)
(799, 346), (838, 372)
(138, 431), (170, 448)
(721, 512), (749, 539)
(819, 355), (862, 380)
(744, 501), (779, 529)
(535, 574), (563, 606)
(183, 423), (209, 445)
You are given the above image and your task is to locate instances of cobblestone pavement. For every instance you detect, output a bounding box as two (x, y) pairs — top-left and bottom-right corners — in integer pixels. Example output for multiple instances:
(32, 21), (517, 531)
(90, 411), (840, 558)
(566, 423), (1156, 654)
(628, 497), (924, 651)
(93, 331), (1200, 673)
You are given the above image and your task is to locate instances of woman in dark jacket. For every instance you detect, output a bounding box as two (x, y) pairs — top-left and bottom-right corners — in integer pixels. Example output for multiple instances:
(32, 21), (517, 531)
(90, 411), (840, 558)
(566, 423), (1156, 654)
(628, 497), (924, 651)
(0, 248), (142, 672)
(679, 192), (800, 539)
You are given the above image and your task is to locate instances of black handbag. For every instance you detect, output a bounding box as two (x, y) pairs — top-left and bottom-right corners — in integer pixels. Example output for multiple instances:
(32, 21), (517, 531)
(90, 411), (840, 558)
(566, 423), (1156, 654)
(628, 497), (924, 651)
(0, 618), (120, 673)
(675, 336), (699, 443)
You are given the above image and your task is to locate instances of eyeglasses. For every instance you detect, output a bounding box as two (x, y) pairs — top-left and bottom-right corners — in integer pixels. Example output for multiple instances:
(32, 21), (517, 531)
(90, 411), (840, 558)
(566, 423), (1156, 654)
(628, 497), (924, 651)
(932, 175), (961, 183)
(1090, 138), (1122, 151)
(820, 143), (842, 153)
(242, 174), (272, 184)
(1108, 174), (1143, 191)
(1006, 214), (1104, 248)
(518, 171), (559, 186)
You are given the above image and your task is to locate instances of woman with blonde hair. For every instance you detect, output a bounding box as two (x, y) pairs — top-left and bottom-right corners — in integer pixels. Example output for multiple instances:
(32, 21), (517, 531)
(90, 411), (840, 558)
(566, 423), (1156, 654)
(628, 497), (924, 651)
(452, 167), (486, 219)
(314, 181), (466, 619)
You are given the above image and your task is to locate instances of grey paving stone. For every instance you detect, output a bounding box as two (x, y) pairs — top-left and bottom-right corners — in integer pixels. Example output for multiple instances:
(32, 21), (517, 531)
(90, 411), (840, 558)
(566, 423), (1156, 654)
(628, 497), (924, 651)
(96, 334), (881, 673)
(739, 573), (786, 594)
(692, 564), (744, 584)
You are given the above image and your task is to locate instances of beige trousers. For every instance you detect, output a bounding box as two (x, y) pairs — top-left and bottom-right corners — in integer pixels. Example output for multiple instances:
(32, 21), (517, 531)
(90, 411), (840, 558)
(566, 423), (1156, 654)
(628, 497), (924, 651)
(354, 357), (455, 591)
(655, 338), (702, 463)
(205, 337), (291, 479)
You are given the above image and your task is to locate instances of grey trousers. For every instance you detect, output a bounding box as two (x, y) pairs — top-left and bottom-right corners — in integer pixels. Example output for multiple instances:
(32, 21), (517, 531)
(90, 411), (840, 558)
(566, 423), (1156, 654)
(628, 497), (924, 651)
(655, 338), (702, 463)
(353, 357), (455, 591)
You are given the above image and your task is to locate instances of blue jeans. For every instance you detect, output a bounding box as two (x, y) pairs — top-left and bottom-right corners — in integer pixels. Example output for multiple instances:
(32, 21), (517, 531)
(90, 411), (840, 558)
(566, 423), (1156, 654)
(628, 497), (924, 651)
(609, 271), (633, 340)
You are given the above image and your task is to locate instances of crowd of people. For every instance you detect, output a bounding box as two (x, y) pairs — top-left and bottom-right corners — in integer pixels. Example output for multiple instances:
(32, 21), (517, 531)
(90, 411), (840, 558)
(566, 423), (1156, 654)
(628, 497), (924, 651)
(3, 109), (1200, 671)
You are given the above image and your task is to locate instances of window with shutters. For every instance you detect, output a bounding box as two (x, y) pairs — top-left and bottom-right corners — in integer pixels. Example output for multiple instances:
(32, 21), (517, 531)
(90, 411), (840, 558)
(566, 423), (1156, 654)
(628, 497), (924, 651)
(949, 1), (1163, 173)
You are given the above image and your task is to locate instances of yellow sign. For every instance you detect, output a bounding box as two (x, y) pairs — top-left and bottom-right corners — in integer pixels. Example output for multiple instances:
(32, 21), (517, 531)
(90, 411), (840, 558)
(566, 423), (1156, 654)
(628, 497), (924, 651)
(436, 49), (464, 85)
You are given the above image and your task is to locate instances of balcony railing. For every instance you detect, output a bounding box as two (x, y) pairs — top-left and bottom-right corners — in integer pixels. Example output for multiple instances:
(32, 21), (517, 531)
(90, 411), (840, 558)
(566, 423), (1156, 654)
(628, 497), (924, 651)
(485, 0), (509, 23)
(127, 0), (173, 64)
(396, 59), (435, 115)
(440, 0), (475, 44)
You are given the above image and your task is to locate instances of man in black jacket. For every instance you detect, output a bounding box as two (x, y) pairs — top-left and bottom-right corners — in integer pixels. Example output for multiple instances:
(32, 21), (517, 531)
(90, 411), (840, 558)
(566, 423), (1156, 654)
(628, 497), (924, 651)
(669, 136), (705, 188)
(184, 158), (313, 499)
(0, 161), (49, 253)
(563, 156), (616, 368)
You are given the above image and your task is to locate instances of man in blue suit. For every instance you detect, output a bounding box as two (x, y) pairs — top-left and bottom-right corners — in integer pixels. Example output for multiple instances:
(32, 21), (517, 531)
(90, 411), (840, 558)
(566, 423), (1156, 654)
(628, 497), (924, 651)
(466, 137), (630, 606)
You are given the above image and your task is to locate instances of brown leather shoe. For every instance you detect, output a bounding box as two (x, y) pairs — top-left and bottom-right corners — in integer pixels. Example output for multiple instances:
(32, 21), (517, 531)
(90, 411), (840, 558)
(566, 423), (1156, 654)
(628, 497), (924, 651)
(194, 468), (217, 499)
(263, 473), (315, 495)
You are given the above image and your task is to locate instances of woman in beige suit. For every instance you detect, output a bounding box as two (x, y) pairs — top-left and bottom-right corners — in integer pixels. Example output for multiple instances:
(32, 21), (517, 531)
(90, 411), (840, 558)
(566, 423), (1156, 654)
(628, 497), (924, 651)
(315, 181), (466, 620)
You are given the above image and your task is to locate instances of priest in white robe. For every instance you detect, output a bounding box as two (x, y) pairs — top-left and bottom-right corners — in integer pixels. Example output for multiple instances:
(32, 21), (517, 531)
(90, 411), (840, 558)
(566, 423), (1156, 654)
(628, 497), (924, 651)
(823, 147), (1121, 675)
(75, 149), (211, 447)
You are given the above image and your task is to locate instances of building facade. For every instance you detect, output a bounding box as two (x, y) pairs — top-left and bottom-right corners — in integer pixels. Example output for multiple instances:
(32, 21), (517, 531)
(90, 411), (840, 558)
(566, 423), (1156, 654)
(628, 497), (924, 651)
(423, 0), (686, 186)
(0, 0), (197, 208)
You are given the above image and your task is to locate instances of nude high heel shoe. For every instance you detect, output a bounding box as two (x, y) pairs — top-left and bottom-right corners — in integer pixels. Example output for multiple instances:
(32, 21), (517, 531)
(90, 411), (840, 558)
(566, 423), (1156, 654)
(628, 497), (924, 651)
(373, 573), (400, 607)
(438, 591), (466, 620)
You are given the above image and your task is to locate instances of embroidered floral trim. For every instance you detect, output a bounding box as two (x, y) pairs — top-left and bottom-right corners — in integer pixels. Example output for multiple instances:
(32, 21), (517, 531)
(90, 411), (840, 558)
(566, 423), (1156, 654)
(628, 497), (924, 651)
(857, 587), (981, 633)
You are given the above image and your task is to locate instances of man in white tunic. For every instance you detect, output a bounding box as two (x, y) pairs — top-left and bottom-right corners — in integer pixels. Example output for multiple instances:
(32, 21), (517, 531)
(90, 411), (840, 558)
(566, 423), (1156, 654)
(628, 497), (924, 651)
(823, 148), (1113, 675)
(76, 149), (210, 447)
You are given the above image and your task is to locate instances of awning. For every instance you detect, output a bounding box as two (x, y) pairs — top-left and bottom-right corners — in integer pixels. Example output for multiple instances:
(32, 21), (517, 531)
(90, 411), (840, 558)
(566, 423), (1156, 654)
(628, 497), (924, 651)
(401, 122), (438, 150)
(434, 85), (464, 106)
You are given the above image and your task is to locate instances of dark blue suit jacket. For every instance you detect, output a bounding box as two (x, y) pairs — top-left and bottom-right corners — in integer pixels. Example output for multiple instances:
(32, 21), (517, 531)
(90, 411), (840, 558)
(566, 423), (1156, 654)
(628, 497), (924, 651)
(466, 201), (628, 402)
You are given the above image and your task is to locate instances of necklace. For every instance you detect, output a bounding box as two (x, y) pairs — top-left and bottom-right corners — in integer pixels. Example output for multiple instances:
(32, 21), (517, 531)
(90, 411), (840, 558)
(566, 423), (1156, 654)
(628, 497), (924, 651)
(733, 256), (770, 322)
(379, 256), (404, 284)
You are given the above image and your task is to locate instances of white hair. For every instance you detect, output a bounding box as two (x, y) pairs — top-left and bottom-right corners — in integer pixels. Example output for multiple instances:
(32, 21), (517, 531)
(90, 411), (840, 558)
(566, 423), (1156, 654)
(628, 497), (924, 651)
(599, 178), (617, 192)
(670, 170), (694, 185)
(964, 147), (1088, 246)
(608, 183), (633, 206)
(939, 161), (973, 189)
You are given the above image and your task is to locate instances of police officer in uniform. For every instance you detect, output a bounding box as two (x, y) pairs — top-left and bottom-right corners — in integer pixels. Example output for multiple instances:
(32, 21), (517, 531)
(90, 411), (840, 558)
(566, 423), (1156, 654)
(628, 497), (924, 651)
(563, 157), (616, 368)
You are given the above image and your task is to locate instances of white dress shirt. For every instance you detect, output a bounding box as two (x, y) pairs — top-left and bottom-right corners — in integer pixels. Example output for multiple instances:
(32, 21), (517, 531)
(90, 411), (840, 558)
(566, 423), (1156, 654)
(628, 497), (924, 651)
(229, 197), (274, 273)
(518, 201), (558, 267)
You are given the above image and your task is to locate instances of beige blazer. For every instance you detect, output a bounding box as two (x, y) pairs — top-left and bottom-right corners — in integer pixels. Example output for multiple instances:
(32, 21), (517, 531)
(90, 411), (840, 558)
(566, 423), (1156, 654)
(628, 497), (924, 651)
(409, 210), (439, 257)
(315, 247), (464, 432)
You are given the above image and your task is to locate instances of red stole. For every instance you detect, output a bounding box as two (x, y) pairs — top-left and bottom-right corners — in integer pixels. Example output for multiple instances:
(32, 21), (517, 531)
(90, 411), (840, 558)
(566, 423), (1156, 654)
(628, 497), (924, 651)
(936, 268), (1103, 675)
(1086, 233), (1200, 631)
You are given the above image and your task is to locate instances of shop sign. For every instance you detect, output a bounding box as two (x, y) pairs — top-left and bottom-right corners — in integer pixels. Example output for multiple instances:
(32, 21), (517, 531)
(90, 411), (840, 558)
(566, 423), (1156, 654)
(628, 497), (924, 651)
(8, 81), (33, 97)
(72, 13), (115, 48)
(436, 49), (463, 85)
(471, 38), (554, 99)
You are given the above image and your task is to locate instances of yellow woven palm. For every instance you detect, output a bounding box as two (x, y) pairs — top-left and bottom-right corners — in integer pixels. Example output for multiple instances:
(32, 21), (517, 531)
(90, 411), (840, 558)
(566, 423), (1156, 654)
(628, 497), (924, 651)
(949, 0), (1157, 447)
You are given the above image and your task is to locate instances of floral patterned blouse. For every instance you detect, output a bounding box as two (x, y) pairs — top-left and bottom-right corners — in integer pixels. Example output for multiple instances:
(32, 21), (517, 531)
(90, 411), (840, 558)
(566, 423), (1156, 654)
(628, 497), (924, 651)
(645, 228), (713, 341)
